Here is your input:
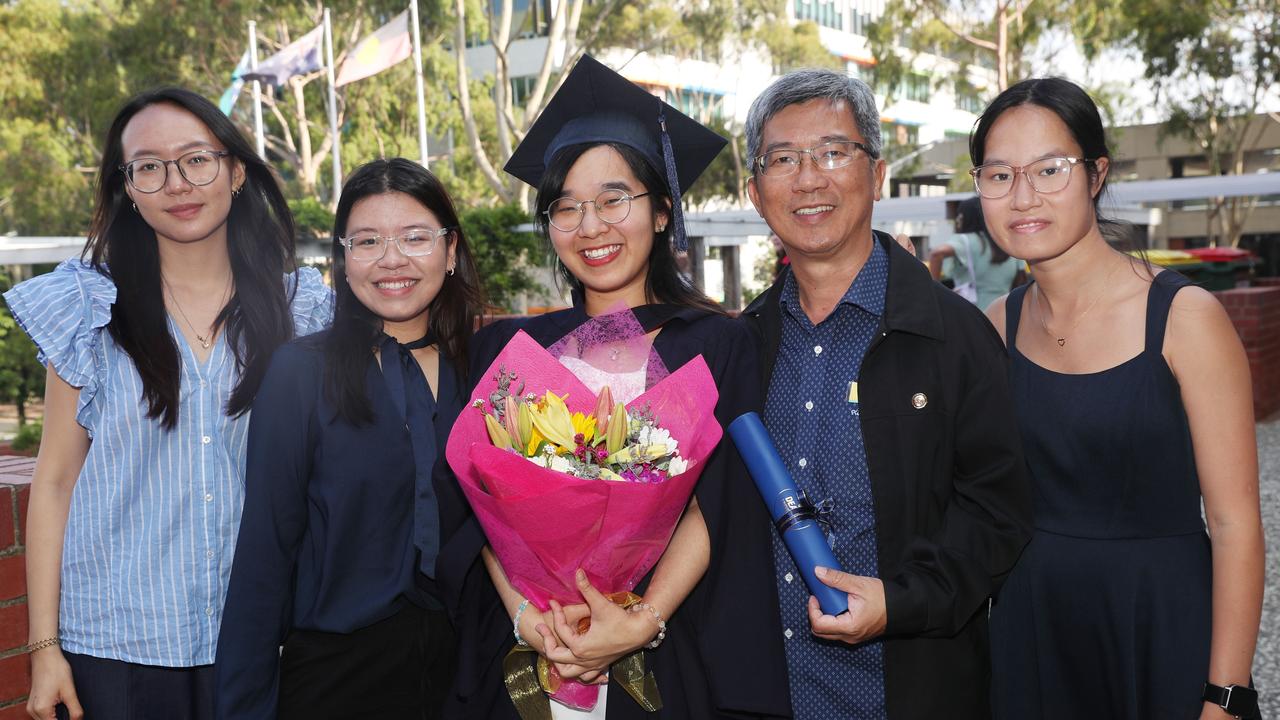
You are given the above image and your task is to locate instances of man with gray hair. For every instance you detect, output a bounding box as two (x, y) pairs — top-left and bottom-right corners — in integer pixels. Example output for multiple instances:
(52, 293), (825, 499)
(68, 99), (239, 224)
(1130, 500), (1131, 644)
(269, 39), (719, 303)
(740, 69), (1032, 718)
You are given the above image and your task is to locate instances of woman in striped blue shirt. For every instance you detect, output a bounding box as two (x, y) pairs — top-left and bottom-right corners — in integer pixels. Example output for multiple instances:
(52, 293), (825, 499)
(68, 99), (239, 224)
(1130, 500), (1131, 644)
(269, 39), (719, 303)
(6, 88), (332, 720)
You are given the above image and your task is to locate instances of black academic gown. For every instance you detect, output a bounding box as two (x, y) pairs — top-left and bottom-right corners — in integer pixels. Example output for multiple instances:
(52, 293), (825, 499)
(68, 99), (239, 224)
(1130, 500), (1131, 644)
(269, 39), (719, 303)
(436, 304), (793, 720)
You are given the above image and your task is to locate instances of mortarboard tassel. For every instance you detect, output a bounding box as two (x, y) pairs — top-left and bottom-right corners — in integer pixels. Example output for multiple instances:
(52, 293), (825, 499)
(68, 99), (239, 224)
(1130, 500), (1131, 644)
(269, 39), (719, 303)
(657, 108), (688, 253)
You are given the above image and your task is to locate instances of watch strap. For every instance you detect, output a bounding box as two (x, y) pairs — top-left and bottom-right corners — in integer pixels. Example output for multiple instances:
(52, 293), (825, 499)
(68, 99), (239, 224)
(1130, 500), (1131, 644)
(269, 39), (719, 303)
(1202, 682), (1260, 718)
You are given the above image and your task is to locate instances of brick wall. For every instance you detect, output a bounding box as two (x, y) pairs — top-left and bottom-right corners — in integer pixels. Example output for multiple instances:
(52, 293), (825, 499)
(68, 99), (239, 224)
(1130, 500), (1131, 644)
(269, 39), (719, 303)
(1214, 286), (1280, 420)
(0, 458), (33, 720)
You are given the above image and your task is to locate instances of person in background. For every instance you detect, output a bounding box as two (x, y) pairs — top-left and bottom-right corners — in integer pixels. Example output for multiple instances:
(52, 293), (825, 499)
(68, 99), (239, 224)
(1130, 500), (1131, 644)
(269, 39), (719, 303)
(7, 87), (331, 720)
(928, 195), (1019, 310)
(740, 68), (1032, 720)
(216, 158), (484, 719)
(978, 77), (1263, 720)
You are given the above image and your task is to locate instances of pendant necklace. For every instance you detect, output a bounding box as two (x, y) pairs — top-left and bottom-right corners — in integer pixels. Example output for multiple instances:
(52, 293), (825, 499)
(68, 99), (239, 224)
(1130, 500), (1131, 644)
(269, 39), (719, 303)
(1034, 260), (1123, 348)
(163, 275), (231, 350)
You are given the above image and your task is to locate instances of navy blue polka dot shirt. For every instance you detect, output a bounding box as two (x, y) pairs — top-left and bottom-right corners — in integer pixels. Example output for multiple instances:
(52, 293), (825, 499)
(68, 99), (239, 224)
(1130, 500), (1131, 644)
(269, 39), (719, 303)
(764, 238), (889, 719)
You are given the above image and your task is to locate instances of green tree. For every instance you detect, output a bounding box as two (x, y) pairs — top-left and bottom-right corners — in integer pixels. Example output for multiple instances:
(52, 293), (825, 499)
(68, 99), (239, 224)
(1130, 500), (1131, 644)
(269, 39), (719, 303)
(0, 273), (46, 426)
(459, 203), (546, 312)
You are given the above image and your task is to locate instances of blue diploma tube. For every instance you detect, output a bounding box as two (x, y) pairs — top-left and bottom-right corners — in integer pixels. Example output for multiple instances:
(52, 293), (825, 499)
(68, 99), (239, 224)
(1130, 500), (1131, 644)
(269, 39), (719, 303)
(729, 412), (848, 616)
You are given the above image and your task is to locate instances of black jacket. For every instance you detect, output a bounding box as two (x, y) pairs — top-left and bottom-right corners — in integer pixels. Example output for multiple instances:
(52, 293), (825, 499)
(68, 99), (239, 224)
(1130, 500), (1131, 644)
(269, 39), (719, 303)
(742, 231), (1033, 719)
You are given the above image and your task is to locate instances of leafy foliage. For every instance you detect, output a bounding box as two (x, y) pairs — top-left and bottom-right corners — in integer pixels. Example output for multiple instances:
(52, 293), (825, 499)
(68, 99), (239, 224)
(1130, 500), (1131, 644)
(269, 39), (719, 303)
(459, 203), (546, 312)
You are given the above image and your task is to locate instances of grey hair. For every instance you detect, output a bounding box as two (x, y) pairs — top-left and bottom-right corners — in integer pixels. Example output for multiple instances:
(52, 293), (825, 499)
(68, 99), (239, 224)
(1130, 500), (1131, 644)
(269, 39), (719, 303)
(744, 69), (883, 173)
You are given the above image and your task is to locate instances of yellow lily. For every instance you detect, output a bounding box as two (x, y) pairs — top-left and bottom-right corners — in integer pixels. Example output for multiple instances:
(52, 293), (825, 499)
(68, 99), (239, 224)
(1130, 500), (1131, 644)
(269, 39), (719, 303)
(598, 467), (626, 482)
(606, 443), (669, 465)
(606, 402), (629, 455)
(516, 401), (535, 450)
(531, 391), (576, 449)
(525, 425), (547, 456)
(485, 414), (514, 450)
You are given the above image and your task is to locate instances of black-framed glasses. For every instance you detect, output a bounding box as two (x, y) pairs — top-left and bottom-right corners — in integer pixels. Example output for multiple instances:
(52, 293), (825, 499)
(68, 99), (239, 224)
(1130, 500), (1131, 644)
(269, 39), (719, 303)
(969, 156), (1094, 199)
(544, 190), (651, 232)
(753, 140), (875, 177)
(337, 227), (454, 262)
(119, 150), (231, 194)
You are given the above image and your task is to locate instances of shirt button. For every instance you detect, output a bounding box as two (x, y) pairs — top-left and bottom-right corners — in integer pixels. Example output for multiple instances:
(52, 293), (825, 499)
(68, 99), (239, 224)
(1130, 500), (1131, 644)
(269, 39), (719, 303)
(798, 458), (807, 468)
(201, 436), (211, 444)
(804, 401), (814, 411)
(206, 550), (215, 559)
(784, 628), (794, 639)
(784, 572), (794, 583)
(199, 380), (207, 388)
(204, 494), (213, 502)
(205, 607), (213, 616)
(813, 345), (823, 355)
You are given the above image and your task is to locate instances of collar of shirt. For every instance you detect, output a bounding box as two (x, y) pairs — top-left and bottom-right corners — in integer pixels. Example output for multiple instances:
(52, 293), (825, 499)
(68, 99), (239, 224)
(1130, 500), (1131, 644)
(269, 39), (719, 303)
(779, 236), (889, 327)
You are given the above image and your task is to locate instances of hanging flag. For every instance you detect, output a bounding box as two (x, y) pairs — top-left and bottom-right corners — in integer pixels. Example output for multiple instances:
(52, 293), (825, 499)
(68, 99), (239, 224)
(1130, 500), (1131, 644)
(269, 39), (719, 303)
(242, 24), (324, 87)
(336, 10), (411, 87)
(218, 49), (252, 115)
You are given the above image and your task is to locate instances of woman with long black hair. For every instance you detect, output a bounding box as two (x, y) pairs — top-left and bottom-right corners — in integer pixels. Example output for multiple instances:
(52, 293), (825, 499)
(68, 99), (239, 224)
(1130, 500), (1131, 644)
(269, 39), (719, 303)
(216, 158), (485, 720)
(7, 87), (331, 720)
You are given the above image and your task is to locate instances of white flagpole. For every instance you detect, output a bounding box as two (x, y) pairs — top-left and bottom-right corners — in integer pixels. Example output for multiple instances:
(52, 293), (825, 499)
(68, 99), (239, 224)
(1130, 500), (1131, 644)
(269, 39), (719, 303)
(409, 0), (430, 168)
(323, 8), (343, 207)
(248, 21), (265, 159)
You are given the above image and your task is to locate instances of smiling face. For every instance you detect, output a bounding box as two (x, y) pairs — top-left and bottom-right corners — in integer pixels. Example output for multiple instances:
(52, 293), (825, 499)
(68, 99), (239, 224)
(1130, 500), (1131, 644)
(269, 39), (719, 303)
(747, 98), (885, 263)
(120, 103), (244, 247)
(342, 191), (457, 340)
(978, 104), (1109, 263)
(548, 145), (667, 311)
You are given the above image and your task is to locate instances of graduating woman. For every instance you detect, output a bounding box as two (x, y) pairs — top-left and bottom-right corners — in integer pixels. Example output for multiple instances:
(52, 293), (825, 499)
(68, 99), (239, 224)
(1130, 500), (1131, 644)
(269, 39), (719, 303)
(977, 78), (1264, 720)
(438, 56), (791, 719)
(7, 87), (331, 720)
(215, 159), (484, 719)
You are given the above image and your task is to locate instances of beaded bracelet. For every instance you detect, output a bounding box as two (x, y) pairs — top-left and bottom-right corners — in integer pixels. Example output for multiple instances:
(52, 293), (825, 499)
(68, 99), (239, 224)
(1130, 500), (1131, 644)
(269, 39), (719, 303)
(513, 599), (532, 647)
(629, 602), (667, 650)
(26, 637), (59, 654)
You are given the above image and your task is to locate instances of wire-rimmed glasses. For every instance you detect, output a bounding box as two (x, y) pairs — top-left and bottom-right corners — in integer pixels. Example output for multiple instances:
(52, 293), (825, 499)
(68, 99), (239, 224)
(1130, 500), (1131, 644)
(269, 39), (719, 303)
(337, 227), (454, 262)
(119, 150), (230, 193)
(544, 189), (651, 232)
(969, 156), (1095, 199)
(752, 140), (875, 177)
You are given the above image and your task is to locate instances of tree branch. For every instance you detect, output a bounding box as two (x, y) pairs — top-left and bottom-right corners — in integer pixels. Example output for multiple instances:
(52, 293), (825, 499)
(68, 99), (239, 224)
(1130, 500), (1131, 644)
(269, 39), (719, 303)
(454, 0), (513, 202)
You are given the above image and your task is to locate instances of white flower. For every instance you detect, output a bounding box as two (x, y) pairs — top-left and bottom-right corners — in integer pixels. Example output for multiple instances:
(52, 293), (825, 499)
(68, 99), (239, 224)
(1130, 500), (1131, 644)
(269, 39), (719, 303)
(667, 455), (688, 477)
(548, 455), (574, 474)
(638, 426), (676, 453)
(527, 455), (549, 469)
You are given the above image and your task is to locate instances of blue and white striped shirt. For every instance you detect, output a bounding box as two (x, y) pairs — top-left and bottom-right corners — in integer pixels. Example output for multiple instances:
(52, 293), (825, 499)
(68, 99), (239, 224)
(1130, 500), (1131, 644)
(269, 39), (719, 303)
(4, 259), (333, 666)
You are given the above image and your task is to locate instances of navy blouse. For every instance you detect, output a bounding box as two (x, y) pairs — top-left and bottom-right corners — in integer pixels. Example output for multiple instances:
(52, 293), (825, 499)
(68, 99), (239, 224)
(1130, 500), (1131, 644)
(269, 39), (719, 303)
(214, 332), (463, 719)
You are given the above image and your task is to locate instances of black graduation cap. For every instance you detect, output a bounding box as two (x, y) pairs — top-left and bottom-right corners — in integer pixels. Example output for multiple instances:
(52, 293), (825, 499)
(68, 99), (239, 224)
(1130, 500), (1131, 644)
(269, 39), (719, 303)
(505, 54), (727, 251)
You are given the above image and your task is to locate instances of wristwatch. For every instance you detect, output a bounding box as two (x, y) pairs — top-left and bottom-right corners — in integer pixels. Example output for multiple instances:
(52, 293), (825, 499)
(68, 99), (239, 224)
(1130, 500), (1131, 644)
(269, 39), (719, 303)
(1202, 682), (1259, 718)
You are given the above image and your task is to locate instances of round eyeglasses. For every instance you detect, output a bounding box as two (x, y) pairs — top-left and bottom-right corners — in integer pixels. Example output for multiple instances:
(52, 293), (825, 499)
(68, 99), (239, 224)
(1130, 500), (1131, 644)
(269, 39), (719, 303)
(337, 227), (454, 263)
(969, 156), (1094, 199)
(119, 150), (230, 194)
(753, 140), (875, 177)
(544, 190), (650, 232)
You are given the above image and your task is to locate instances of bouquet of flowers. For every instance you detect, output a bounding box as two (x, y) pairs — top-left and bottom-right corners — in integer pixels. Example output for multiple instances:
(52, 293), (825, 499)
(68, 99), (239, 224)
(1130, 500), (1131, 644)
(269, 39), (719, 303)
(446, 315), (722, 714)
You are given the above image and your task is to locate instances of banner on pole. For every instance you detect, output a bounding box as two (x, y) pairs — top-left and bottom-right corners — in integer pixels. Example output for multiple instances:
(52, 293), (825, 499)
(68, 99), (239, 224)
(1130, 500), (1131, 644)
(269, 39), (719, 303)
(336, 10), (411, 87)
(218, 49), (252, 115)
(242, 24), (324, 86)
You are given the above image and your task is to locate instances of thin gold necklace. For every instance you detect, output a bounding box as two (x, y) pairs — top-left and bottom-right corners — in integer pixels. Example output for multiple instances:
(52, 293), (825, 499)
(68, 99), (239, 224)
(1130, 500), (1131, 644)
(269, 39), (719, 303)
(163, 276), (231, 350)
(1034, 260), (1123, 348)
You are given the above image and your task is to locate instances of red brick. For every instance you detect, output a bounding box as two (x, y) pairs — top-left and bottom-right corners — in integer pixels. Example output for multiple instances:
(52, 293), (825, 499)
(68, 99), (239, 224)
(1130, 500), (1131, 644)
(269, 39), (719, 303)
(0, 704), (28, 720)
(0, 654), (28, 704)
(0, 603), (26, 653)
(0, 489), (12, 552)
(14, 487), (27, 549)
(0, 557), (23, 602)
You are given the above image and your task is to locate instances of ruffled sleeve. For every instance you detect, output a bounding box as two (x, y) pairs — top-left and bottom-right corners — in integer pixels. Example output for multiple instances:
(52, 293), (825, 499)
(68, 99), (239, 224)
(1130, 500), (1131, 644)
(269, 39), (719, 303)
(2, 258), (116, 430)
(285, 266), (334, 337)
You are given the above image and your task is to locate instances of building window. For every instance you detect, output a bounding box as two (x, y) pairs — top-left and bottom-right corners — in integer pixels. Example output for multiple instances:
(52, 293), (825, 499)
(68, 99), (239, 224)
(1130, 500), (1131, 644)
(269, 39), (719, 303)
(666, 88), (725, 122)
(953, 81), (985, 114)
(510, 76), (536, 107)
(881, 121), (918, 148)
(902, 73), (931, 103)
(795, 0), (843, 30)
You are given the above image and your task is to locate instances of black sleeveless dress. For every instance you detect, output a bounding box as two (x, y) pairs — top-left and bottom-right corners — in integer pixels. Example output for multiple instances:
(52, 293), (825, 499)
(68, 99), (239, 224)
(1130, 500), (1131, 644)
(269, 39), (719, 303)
(990, 272), (1212, 719)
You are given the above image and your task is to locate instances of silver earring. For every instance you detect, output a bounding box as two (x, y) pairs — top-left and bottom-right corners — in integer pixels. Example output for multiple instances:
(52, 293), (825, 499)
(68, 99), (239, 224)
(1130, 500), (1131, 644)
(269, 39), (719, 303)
(232, 186), (242, 198)
(132, 202), (139, 213)
(447, 266), (455, 277)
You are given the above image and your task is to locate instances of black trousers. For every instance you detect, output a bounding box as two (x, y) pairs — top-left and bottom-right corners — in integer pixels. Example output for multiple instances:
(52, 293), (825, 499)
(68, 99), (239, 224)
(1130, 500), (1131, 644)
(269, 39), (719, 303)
(278, 603), (456, 720)
(58, 652), (213, 720)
